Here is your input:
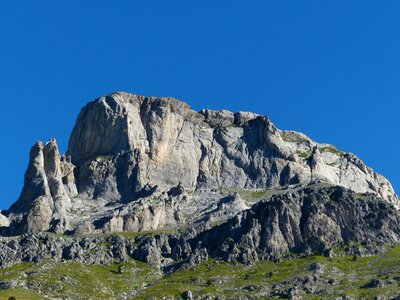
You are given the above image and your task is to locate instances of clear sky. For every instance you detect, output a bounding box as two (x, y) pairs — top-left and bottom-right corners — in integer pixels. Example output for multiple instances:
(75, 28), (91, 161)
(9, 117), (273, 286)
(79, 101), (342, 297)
(0, 1), (399, 209)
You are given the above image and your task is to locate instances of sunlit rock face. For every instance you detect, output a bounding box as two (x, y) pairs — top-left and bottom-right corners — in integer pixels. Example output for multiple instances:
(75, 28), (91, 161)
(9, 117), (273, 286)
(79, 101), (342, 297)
(2, 92), (398, 236)
(68, 92), (396, 199)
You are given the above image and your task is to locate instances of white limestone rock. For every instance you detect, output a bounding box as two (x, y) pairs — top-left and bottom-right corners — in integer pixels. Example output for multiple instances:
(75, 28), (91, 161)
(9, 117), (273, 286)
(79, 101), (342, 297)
(0, 212), (9, 227)
(67, 92), (396, 201)
(7, 139), (76, 234)
(4, 91), (398, 235)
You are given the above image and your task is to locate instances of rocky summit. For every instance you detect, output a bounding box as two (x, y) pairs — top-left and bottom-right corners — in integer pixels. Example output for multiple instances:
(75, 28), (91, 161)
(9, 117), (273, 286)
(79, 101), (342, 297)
(0, 92), (400, 299)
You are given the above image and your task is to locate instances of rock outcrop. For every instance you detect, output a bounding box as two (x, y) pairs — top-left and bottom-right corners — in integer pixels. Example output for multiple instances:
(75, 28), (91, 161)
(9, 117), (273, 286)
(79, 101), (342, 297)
(0, 212), (9, 227)
(0, 234), (131, 268)
(0, 185), (399, 271)
(194, 185), (400, 264)
(66, 93), (397, 201)
(2, 91), (398, 237)
(1, 91), (400, 300)
(5, 140), (75, 234)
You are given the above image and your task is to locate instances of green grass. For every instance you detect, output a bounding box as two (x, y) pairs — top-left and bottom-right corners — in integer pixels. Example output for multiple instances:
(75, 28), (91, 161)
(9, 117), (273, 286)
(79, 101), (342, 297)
(318, 146), (344, 156)
(0, 259), (160, 299)
(250, 190), (269, 198)
(221, 124), (237, 129)
(281, 132), (308, 143)
(136, 245), (400, 299)
(281, 134), (297, 143)
(296, 150), (310, 160)
(237, 189), (272, 204)
(0, 288), (45, 300)
(95, 155), (110, 161)
(113, 229), (175, 239)
(3, 244), (400, 299)
(237, 187), (294, 205)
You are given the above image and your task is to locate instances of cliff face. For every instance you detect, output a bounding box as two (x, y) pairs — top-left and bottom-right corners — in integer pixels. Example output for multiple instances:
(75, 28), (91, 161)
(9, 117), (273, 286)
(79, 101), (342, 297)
(1, 185), (399, 271)
(1, 92), (398, 237)
(5, 140), (76, 234)
(67, 92), (396, 200)
(195, 185), (400, 264)
(1, 91), (400, 300)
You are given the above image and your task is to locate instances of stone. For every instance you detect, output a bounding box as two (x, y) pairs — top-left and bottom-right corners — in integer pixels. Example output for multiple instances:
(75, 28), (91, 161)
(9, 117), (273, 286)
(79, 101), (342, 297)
(362, 279), (385, 288)
(181, 290), (193, 300)
(0, 212), (9, 227)
(193, 185), (400, 264)
(0, 281), (15, 290)
(5, 139), (74, 234)
(65, 92), (397, 201)
(1, 91), (399, 263)
(281, 287), (303, 300)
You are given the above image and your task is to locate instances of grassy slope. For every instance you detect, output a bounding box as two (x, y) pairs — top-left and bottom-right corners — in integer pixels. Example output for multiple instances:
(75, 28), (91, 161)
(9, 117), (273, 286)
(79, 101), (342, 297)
(1, 245), (400, 299)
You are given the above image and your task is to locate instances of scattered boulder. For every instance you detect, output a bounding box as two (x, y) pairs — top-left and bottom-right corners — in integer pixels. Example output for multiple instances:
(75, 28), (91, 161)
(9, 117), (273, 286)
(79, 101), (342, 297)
(362, 279), (385, 288)
(181, 290), (193, 300)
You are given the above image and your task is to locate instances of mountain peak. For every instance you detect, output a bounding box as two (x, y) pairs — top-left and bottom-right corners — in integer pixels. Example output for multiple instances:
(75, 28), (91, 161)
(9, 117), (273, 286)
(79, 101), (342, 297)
(1, 91), (397, 237)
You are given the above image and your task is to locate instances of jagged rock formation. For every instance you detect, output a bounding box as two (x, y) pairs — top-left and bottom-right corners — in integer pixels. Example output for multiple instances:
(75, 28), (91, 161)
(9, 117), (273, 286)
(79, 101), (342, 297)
(2, 91), (397, 236)
(5, 140), (75, 234)
(66, 92), (396, 201)
(0, 91), (399, 269)
(0, 185), (399, 272)
(0, 212), (9, 227)
(194, 185), (400, 264)
(0, 234), (131, 268)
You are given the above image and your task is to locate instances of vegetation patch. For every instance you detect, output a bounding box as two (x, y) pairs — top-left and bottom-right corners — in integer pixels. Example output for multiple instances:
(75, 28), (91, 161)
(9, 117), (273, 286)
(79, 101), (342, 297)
(281, 132), (308, 143)
(0, 259), (160, 300)
(95, 155), (111, 161)
(296, 150), (310, 160)
(136, 246), (400, 299)
(113, 229), (175, 239)
(3, 244), (400, 299)
(0, 288), (45, 300)
(250, 190), (269, 198)
(319, 146), (344, 156)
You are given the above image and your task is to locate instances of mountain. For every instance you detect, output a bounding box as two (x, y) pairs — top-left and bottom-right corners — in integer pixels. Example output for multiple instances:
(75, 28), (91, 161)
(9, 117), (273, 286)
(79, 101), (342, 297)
(0, 92), (399, 299)
(2, 92), (397, 235)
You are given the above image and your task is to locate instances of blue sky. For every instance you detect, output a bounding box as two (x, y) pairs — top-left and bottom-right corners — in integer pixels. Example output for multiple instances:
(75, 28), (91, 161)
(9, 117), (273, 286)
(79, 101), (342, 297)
(0, 1), (399, 209)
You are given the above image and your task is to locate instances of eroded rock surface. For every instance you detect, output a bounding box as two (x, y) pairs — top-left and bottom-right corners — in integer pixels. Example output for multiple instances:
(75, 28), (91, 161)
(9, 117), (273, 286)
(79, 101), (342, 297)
(194, 185), (400, 264)
(5, 140), (75, 234)
(0, 185), (399, 271)
(2, 92), (398, 238)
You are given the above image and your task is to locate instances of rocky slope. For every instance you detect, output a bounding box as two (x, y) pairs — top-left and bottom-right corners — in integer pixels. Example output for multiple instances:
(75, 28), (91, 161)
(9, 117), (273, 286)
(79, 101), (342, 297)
(194, 184), (400, 264)
(0, 184), (398, 270)
(0, 91), (400, 298)
(4, 245), (400, 299)
(1, 92), (397, 237)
